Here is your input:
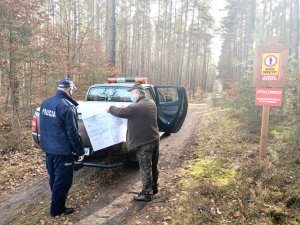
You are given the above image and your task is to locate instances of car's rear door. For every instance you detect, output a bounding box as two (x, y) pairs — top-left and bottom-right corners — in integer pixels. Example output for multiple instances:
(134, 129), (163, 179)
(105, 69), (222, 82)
(153, 86), (188, 133)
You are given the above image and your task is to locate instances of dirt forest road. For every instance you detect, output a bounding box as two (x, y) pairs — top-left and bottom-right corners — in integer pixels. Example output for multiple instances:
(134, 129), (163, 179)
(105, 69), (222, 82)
(0, 99), (208, 225)
(76, 101), (206, 225)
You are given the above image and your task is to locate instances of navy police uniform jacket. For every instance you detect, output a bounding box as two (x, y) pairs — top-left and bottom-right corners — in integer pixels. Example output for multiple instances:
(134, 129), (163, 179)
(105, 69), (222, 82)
(40, 90), (84, 156)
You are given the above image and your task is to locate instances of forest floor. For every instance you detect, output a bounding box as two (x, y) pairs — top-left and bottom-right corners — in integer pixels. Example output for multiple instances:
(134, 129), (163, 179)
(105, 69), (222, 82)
(0, 95), (300, 225)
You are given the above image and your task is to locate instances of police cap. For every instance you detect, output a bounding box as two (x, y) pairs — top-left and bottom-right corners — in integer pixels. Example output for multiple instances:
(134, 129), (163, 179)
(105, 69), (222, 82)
(58, 78), (76, 89)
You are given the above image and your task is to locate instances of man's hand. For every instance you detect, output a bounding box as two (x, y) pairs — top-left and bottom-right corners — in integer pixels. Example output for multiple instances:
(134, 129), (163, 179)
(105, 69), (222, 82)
(78, 155), (85, 161)
(107, 106), (113, 113)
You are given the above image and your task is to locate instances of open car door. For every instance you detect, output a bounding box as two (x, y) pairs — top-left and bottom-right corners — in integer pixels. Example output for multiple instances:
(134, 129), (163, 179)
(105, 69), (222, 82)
(154, 86), (188, 133)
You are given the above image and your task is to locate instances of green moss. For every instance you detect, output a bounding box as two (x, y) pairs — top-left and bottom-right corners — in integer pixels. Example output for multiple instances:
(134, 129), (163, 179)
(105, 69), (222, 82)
(182, 159), (237, 188)
(177, 206), (186, 213)
(270, 126), (289, 136)
(179, 194), (188, 203)
(270, 191), (284, 201)
(288, 220), (300, 225)
(227, 117), (240, 126)
(171, 221), (180, 225)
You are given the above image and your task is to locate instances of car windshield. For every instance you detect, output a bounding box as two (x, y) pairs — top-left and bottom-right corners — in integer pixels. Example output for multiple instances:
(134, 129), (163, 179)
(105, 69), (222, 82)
(86, 86), (132, 102)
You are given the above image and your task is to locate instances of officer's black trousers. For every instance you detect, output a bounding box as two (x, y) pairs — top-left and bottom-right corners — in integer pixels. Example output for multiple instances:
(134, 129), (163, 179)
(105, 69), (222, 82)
(46, 154), (73, 217)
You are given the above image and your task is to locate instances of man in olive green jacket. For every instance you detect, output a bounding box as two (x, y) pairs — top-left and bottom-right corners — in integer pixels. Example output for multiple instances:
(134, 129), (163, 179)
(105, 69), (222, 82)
(108, 83), (160, 202)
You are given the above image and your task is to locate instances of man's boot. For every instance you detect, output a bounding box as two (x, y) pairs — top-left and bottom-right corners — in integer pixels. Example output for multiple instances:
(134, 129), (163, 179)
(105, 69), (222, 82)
(134, 192), (152, 202)
(152, 186), (158, 195)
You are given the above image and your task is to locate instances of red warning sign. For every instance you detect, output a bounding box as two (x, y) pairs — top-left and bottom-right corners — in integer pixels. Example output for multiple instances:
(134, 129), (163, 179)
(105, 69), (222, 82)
(255, 88), (283, 107)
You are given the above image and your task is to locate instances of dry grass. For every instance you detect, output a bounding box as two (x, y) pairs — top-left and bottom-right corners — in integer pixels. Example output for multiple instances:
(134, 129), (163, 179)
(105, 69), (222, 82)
(170, 104), (300, 225)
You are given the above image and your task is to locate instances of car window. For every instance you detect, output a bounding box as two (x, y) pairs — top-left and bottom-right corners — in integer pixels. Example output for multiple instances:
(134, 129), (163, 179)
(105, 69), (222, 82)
(158, 91), (165, 102)
(144, 88), (154, 100)
(156, 88), (179, 104)
(86, 86), (132, 102)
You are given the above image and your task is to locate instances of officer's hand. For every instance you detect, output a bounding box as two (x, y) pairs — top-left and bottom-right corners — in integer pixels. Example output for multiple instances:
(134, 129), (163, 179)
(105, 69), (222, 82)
(78, 155), (84, 161)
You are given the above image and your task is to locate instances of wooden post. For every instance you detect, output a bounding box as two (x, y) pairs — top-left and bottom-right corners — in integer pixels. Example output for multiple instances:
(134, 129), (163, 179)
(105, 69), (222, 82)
(259, 105), (270, 159)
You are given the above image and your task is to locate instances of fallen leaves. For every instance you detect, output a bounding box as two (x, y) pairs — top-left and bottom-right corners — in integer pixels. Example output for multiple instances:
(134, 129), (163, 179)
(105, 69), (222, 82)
(164, 216), (172, 220)
(0, 145), (45, 197)
(233, 210), (241, 217)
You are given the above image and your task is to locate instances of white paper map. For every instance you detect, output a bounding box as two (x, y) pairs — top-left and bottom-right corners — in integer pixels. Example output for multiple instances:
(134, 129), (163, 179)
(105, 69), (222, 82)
(82, 111), (127, 151)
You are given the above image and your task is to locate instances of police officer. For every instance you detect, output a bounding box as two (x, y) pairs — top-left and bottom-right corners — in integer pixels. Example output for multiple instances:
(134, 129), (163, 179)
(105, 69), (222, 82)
(40, 78), (85, 217)
(108, 83), (160, 202)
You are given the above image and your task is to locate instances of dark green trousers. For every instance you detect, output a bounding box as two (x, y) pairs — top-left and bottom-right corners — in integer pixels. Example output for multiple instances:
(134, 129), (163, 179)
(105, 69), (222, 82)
(136, 139), (159, 195)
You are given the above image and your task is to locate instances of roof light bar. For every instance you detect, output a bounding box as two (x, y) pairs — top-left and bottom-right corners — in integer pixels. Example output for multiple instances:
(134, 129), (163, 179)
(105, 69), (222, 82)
(107, 77), (148, 84)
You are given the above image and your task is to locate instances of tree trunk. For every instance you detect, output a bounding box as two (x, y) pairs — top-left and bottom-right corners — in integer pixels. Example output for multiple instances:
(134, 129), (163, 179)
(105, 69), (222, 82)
(72, 0), (77, 64)
(177, 0), (189, 85)
(245, 0), (256, 66)
(9, 28), (20, 126)
(107, 0), (116, 67)
(290, 0), (299, 60)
